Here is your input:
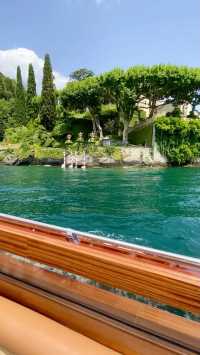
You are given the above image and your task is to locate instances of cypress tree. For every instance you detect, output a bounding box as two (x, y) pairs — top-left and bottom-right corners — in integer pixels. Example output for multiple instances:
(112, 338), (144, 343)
(26, 64), (37, 122)
(15, 66), (26, 125)
(40, 54), (56, 130)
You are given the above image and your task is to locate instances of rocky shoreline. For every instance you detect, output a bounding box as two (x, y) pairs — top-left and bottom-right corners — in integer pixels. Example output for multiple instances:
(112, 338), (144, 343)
(0, 156), (166, 167)
(0, 146), (168, 167)
(1, 154), (63, 166)
(1, 146), (200, 168)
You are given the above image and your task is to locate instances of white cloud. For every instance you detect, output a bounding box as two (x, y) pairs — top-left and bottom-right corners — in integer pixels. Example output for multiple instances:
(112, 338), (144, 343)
(0, 48), (68, 91)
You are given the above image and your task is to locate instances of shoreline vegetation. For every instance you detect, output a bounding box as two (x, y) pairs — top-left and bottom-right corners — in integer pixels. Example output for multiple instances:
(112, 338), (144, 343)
(1, 143), (200, 168)
(1, 55), (200, 167)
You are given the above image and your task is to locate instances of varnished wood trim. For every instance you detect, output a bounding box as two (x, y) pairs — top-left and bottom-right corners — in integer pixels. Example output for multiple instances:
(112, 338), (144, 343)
(0, 273), (198, 355)
(0, 222), (199, 314)
(0, 253), (199, 352)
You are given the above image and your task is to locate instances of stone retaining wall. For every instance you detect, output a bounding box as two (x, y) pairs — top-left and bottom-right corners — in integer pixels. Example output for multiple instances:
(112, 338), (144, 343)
(0, 145), (188, 167)
(64, 146), (167, 167)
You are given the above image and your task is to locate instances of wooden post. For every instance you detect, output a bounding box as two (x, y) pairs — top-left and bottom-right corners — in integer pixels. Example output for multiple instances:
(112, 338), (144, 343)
(61, 150), (66, 169)
(152, 124), (156, 161)
(82, 151), (86, 169)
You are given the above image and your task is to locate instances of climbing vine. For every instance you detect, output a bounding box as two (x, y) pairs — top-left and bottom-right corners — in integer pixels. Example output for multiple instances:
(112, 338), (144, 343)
(155, 116), (200, 166)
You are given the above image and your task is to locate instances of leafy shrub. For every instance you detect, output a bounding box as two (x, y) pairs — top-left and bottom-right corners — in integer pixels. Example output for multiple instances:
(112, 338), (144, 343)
(168, 144), (193, 165)
(0, 98), (15, 140)
(34, 147), (64, 160)
(110, 147), (122, 161)
(0, 152), (6, 161)
(4, 120), (56, 147)
(155, 116), (200, 165)
(86, 145), (122, 161)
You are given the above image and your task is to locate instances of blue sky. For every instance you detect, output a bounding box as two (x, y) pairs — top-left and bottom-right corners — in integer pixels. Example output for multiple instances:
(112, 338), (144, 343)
(0, 0), (199, 88)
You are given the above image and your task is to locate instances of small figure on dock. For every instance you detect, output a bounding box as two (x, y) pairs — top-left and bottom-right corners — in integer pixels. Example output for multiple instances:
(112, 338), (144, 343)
(76, 131), (84, 154)
(77, 132), (87, 169)
(81, 151), (86, 169)
(88, 132), (99, 144)
(61, 150), (67, 169)
(66, 133), (72, 145)
(77, 131), (84, 144)
(65, 133), (74, 168)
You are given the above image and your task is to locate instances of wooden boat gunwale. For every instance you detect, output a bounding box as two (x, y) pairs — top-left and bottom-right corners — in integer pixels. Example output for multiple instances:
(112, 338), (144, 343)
(0, 213), (200, 268)
(0, 214), (200, 354)
(0, 213), (200, 314)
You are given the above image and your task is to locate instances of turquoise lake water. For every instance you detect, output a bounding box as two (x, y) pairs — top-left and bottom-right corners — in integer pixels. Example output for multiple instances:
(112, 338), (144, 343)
(0, 165), (200, 258)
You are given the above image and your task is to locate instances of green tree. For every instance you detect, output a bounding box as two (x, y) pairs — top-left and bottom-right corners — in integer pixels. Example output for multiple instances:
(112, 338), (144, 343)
(26, 64), (37, 122)
(61, 64), (200, 145)
(14, 66), (26, 125)
(61, 77), (104, 139)
(3, 75), (16, 99)
(70, 68), (94, 81)
(127, 65), (200, 119)
(0, 99), (15, 140)
(40, 54), (56, 130)
(101, 69), (140, 144)
(0, 74), (7, 99)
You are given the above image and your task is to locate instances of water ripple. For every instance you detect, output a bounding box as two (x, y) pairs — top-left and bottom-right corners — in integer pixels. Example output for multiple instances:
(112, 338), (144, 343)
(0, 165), (200, 258)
